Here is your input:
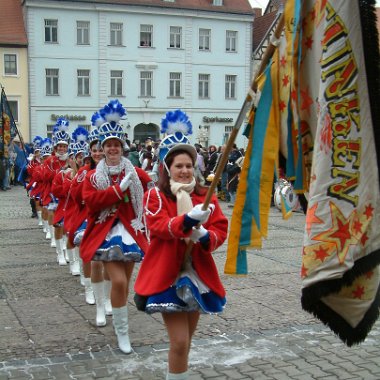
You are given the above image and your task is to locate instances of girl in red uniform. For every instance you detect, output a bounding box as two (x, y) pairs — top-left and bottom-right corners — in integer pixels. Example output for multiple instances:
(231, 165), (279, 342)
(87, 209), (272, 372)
(135, 110), (228, 380)
(80, 100), (152, 353)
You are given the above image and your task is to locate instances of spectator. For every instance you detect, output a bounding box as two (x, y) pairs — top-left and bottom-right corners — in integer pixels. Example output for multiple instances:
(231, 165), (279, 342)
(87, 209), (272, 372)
(128, 144), (141, 167)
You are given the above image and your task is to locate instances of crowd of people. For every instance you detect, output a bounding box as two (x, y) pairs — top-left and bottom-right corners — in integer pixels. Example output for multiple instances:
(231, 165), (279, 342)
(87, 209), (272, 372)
(18, 102), (244, 380)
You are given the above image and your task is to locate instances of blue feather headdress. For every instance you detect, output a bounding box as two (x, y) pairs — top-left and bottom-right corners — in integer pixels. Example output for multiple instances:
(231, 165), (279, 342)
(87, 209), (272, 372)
(94, 99), (127, 145)
(53, 117), (70, 146)
(72, 126), (89, 143)
(32, 135), (44, 151)
(159, 109), (196, 163)
(160, 109), (192, 135)
(40, 138), (53, 156)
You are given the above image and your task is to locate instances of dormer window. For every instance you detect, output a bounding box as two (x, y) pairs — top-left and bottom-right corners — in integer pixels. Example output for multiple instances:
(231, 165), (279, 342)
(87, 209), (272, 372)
(213, 0), (223, 5)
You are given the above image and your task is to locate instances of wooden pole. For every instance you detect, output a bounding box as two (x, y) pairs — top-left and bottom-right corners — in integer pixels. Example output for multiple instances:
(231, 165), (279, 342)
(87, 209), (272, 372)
(184, 13), (285, 260)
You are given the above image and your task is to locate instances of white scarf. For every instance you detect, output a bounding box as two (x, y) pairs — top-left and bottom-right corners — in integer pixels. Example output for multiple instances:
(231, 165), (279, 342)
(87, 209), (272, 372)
(93, 157), (144, 230)
(170, 177), (196, 216)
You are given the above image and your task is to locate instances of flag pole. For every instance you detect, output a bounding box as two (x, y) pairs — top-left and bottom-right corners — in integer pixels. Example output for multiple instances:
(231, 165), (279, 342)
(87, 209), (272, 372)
(202, 12), (285, 209)
(182, 13), (285, 261)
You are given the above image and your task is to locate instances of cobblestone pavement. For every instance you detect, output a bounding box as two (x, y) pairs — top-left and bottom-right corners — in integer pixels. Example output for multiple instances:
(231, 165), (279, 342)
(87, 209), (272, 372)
(0, 186), (379, 379)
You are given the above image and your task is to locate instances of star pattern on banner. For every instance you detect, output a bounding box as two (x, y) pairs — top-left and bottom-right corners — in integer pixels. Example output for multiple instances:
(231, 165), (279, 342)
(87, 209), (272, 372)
(301, 202), (374, 277)
(305, 203), (324, 236)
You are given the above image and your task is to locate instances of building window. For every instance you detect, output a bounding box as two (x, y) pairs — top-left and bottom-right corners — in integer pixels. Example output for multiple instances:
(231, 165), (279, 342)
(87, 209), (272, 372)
(140, 71), (153, 97)
(77, 21), (90, 45)
(140, 24), (153, 47)
(110, 22), (123, 46)
(170, 26), (182, 48)
(225, 75), (236, 99)
(198, 74), (210, 98)
(111, 70), (123, 96)
(226, 30), (237, 52)
(77, 69), (90, 96)
(45, 19), (58, 43)
(199, 29), (210, 51)
(46, 68), (59, 96)
(169, 72), (181, 97)
(4, 54), (17, 75)
(7, 100), (19, 122)
(213, 0), (223, 5)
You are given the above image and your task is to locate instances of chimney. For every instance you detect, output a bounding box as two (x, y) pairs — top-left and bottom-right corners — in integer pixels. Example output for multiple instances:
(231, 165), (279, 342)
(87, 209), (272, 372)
(252, 8), (262, 18)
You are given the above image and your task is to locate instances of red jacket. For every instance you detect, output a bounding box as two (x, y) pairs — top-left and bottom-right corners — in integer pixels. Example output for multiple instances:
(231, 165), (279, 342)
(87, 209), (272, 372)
(41, 155), (68, 206)
(64, 165), (89, 245)
(134, 188), (228, 298)
(80, 167), (151, 263)
(51, 169), (72, 225)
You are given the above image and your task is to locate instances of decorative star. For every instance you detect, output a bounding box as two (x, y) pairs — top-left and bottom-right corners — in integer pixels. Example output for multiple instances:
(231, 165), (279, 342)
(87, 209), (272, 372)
(300, 86), (314, 114)
(301, 263), (308, 278)
(280, 55), (287, 67)
(279, 100), (286, 112)
(352, 285), (365, 299)
(312, 202), (358, 264)
(304, 36), (314, 50)
(305, 203), (324, 236)
(360, 233), (369, 246)
(364, 204), (374, 219)
(352, 219), (363, 235)
(282, 74), (290, 87)
(314, 245), (330, 262)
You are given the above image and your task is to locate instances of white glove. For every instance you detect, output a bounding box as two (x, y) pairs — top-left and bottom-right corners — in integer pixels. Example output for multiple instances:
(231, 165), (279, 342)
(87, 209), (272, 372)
(190, 225), (209, 243)
(187, 204), (211, 224)
(119, 172), (132, 192)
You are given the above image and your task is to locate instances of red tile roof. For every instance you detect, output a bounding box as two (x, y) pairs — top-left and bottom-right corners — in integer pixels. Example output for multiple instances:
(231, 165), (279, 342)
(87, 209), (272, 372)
(0, 0), (27, 46)
(48, 0), (254, 15)
(252, 11), (277, 51)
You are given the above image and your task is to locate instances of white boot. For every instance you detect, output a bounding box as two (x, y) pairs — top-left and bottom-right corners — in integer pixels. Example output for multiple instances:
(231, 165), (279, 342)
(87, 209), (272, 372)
(62, 236), (68, 262)
(79, 257), (85, 285)
(45, 224), (51, 239)
(112, 305), (132, 354)
(92, 282), (106, 327)
(56, 239), (67, 266)
(50, 226), (56, 248)
(71, 247), (80, 276)
(166, 371), (189, 380)
(104, 280), (113, 316)
(37, 211), (43, 226)
(84, 277), (95, 305)
(43, 220), (48, 233)
(66, 248), (75, 274)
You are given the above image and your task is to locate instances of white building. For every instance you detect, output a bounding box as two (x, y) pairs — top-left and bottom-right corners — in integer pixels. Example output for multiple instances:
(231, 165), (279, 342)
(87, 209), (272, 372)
(22, 0), (254, 148)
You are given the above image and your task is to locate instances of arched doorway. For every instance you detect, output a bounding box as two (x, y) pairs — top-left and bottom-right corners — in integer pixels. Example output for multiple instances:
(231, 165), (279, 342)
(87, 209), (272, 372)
(133, 123), (159, 144)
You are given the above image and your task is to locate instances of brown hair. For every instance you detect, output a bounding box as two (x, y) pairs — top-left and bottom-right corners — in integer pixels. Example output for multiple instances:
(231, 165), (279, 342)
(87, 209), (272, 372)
(158, 149), (207, 200)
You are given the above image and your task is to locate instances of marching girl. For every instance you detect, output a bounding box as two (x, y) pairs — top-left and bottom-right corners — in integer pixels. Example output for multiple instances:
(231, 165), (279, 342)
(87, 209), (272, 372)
(26, 136), (44, 225)
(70, 129), (113, 326)
(41, 119), (70, 249)
(30, 139), (53, 235)
(80, 100), (152, 353)
(134, 110), (228, 380)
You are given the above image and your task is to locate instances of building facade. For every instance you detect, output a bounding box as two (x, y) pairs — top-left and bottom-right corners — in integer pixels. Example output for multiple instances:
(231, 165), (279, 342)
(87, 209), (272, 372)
(1, 0), (30, 143)
(22, 0), (254, 148)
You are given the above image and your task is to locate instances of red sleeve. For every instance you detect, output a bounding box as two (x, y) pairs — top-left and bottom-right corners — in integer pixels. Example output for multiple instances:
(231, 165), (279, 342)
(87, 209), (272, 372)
(82, 171), (125, 215)
(51, 171), (66, 199)
(144, 187), (192, 241)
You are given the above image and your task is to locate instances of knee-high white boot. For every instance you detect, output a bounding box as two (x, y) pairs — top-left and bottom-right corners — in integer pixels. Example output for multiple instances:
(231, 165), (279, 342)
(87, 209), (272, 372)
(71, 247), (80, 276)
(43, 220), (48, 233)
(45, 223), (51, 239)
(50, 226), (56, 248)
(104, 280), (113, 316)
(92, 282), (106, 327)
(62, 235), (68, 262)
(79, 258), (85, 285)
(56, 239), (67, 266)
(83, 277), (95, 305)
(166, 371), (189, 380)
(112, 305), (132, 354)
(66, 248), (75, 274)
(37, 211), (43, 226)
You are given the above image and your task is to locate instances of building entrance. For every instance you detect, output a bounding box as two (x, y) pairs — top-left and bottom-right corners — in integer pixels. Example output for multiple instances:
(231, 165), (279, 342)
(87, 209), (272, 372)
(133, 123), (159, 144)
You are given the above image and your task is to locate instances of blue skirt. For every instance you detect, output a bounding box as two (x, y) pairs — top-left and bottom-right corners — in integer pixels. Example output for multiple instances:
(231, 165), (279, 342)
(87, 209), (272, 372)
(73, 219), (87, 246)
(145, 265), (226, 314)
(93, 220), (143, 263)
